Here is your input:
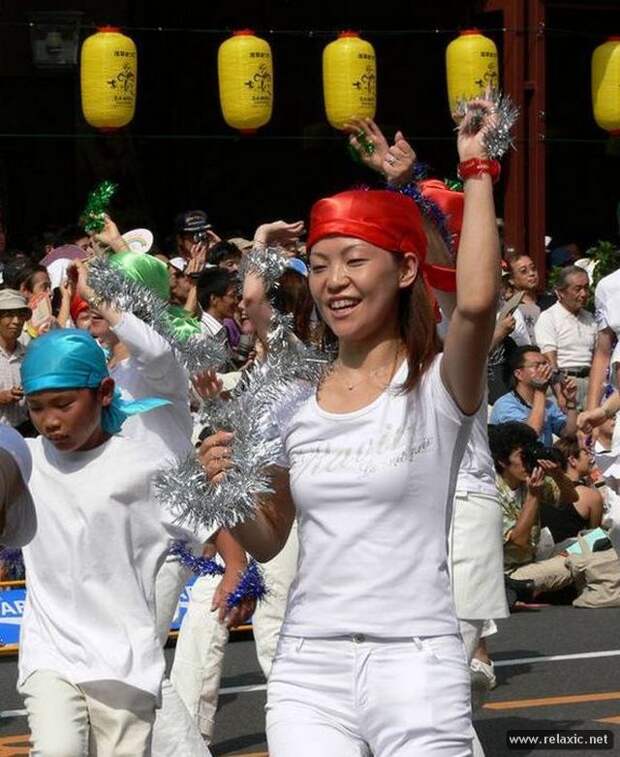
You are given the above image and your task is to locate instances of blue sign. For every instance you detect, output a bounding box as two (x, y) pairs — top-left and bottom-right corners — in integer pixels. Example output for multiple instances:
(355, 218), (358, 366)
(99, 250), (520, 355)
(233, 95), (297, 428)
(1, 576), (206, 647)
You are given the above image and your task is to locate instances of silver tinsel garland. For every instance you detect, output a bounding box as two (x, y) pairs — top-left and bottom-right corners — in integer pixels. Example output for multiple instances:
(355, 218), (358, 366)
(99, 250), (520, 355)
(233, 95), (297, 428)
(86, 255), (228, 374)
(156, 248), (330, 531)
(454, 90), (519, 159)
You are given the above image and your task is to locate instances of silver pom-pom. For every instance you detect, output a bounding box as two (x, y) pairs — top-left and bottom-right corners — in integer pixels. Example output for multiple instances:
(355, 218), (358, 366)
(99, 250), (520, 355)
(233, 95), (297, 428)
(238, 246), (289, 295)
(454, 90), (519, 159)
(87, 255), (228, 374)
(155, 244), (330, 531)
(158, 311), (329, 530)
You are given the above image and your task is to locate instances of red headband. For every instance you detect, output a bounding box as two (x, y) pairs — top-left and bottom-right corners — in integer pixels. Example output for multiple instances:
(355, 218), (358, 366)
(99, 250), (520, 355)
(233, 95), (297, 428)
(307, 189), (456, 292)
(70, 295), (89, 323)
(418, 179), (464, 254)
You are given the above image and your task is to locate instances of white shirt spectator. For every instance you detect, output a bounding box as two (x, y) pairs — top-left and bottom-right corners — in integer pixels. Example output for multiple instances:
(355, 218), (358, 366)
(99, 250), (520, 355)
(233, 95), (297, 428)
(595, 269), (620, 374)
(200, 310), (225, 339)
(534, 301), (597, 368)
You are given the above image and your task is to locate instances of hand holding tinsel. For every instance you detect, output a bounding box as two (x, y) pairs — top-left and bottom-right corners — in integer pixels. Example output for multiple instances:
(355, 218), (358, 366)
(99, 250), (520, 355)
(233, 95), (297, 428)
(345, 117), (386, 169)
(169, 540), (265, 626)
(454, 90), (518, 160)
(81, 181), (118, 234)
(91, 214), (129, 254)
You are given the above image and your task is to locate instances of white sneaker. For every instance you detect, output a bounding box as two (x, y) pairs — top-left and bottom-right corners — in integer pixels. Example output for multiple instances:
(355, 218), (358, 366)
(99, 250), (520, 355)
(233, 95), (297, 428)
(470, 658), (496, 710)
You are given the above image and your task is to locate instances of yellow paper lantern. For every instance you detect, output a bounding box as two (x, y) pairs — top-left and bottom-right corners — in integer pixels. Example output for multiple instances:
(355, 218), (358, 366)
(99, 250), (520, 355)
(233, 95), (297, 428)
(323, 31), (377, 130)
(446, 29), (499, 115)
(218, 30), (273, 133)
(80, 26), (137, 131)
(592, 37), (620, 135)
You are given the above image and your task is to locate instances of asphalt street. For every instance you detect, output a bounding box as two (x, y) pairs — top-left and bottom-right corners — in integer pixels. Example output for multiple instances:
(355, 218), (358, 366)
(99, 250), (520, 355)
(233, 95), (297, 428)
(1, 606), (620, 756)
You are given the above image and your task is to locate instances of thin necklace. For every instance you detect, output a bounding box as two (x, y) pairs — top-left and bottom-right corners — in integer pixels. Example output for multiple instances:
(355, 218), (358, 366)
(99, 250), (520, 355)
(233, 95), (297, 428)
(333, 345), (403, 392)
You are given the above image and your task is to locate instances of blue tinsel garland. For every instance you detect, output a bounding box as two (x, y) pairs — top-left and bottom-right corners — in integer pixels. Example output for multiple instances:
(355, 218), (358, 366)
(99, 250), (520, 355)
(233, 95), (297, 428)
(169, 541), (266, 609)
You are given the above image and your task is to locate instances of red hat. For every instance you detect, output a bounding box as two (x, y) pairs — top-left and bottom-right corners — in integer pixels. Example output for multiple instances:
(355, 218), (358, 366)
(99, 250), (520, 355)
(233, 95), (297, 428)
(418, 179), (464, 254)
(307, 189), (456, 292)
(70, 295), (89, 323)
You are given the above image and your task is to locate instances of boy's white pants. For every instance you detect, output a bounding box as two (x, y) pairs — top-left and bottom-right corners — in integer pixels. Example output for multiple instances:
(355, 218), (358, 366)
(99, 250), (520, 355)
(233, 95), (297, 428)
(266, 634), (474, 757)
(19, 670), (156, 757)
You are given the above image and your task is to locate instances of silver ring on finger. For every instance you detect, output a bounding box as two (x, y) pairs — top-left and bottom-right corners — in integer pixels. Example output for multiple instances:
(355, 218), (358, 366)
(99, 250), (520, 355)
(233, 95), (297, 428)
(386, 156), (397, 166)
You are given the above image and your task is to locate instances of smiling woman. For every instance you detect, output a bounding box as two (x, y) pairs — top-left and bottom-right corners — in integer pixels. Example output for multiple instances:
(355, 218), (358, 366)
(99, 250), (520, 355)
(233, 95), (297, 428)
(202, 100), (502, 757)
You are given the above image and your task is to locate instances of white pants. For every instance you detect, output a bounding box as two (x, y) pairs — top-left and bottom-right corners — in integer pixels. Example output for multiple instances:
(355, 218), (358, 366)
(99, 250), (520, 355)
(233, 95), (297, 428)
(170, 573), (229, 741)
(252, 523), (298, 678)
(152, 556), (212, 757)
(19, 669), (156, 757)
(266, 634), (474, 757)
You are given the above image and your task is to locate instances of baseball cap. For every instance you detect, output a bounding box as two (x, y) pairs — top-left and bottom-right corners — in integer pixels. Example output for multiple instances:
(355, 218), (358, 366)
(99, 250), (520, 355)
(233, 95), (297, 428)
(169, 257), (187, 273)
(0, 289), (31, 317)
(286, 258), (308, 277)
(174, 210), (211, 235)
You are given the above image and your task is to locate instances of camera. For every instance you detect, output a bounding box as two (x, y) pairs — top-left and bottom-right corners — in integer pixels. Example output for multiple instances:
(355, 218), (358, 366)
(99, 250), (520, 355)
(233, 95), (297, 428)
(521, 441), (564, 473)
(550, 368), (566, 386)
(193, 228), (210, 244)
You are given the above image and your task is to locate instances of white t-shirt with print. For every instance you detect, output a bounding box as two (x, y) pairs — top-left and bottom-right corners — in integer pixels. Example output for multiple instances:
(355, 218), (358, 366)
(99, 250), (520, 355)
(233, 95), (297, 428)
(272, 355), (473, 638)
(19, 435), (171, 697)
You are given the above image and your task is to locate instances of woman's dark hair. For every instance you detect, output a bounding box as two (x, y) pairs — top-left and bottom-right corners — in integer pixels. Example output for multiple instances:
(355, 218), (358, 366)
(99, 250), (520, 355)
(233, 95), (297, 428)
(197, 268), (235, 309)
(20, 264), (49, 293)
(272, 269), (315, 343)
(316, 255), (440, 393)
(553, 436), (579, 470)
(488, 421), (538, 473)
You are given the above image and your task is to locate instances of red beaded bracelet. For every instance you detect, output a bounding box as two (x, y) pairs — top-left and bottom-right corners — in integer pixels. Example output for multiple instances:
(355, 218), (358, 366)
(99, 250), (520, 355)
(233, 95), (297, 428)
(457, 158), (501, 184)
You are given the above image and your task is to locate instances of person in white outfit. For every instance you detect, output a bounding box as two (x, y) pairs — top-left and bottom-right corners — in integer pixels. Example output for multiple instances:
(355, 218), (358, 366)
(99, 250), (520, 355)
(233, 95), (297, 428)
(14, 329), (189, 756)
(201, 104), (502, 756)
(171, 255), (312, 741)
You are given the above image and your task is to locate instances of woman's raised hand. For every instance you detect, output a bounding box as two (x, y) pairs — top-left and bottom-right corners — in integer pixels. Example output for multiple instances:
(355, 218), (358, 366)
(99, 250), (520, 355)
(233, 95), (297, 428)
(345, 118), (416, 186)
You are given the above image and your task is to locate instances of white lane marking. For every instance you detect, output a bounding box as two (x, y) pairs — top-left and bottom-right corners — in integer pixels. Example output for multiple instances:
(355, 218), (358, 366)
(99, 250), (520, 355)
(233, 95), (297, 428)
(220, 683), (267, 695)
(494, 649), (620, 667)
(3, 650), (620, 719)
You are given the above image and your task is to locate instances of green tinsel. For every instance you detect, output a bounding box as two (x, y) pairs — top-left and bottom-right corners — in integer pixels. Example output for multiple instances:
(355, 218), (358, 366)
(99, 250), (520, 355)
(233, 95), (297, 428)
(443, 177), (463, 192)
(81, 180), (118, 234)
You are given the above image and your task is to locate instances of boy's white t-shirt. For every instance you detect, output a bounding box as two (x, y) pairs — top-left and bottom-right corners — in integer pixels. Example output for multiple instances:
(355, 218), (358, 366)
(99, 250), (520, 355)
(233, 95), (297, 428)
(18, 435), (171, 697)
(273, 355), (473, 638)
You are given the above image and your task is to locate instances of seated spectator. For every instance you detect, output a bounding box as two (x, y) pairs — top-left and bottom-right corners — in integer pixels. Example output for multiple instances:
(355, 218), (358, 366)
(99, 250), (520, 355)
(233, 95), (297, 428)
(534, 266), (596, 410)
(491, 345), (577, 445)
(538, 437), (603, 544)
(489, 422), (576, 593)
(209, 241), (242, 273)
(0, 291), (33, 436)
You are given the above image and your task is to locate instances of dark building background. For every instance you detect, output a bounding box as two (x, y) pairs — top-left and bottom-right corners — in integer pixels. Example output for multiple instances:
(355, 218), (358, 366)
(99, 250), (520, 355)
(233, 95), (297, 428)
(1, 0), (620, 259)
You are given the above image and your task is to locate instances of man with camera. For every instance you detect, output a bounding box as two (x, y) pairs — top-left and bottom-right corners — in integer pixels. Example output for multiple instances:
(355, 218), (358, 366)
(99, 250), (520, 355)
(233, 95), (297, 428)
(491, 345), (578, 445)
(489, 422), (577, 593)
